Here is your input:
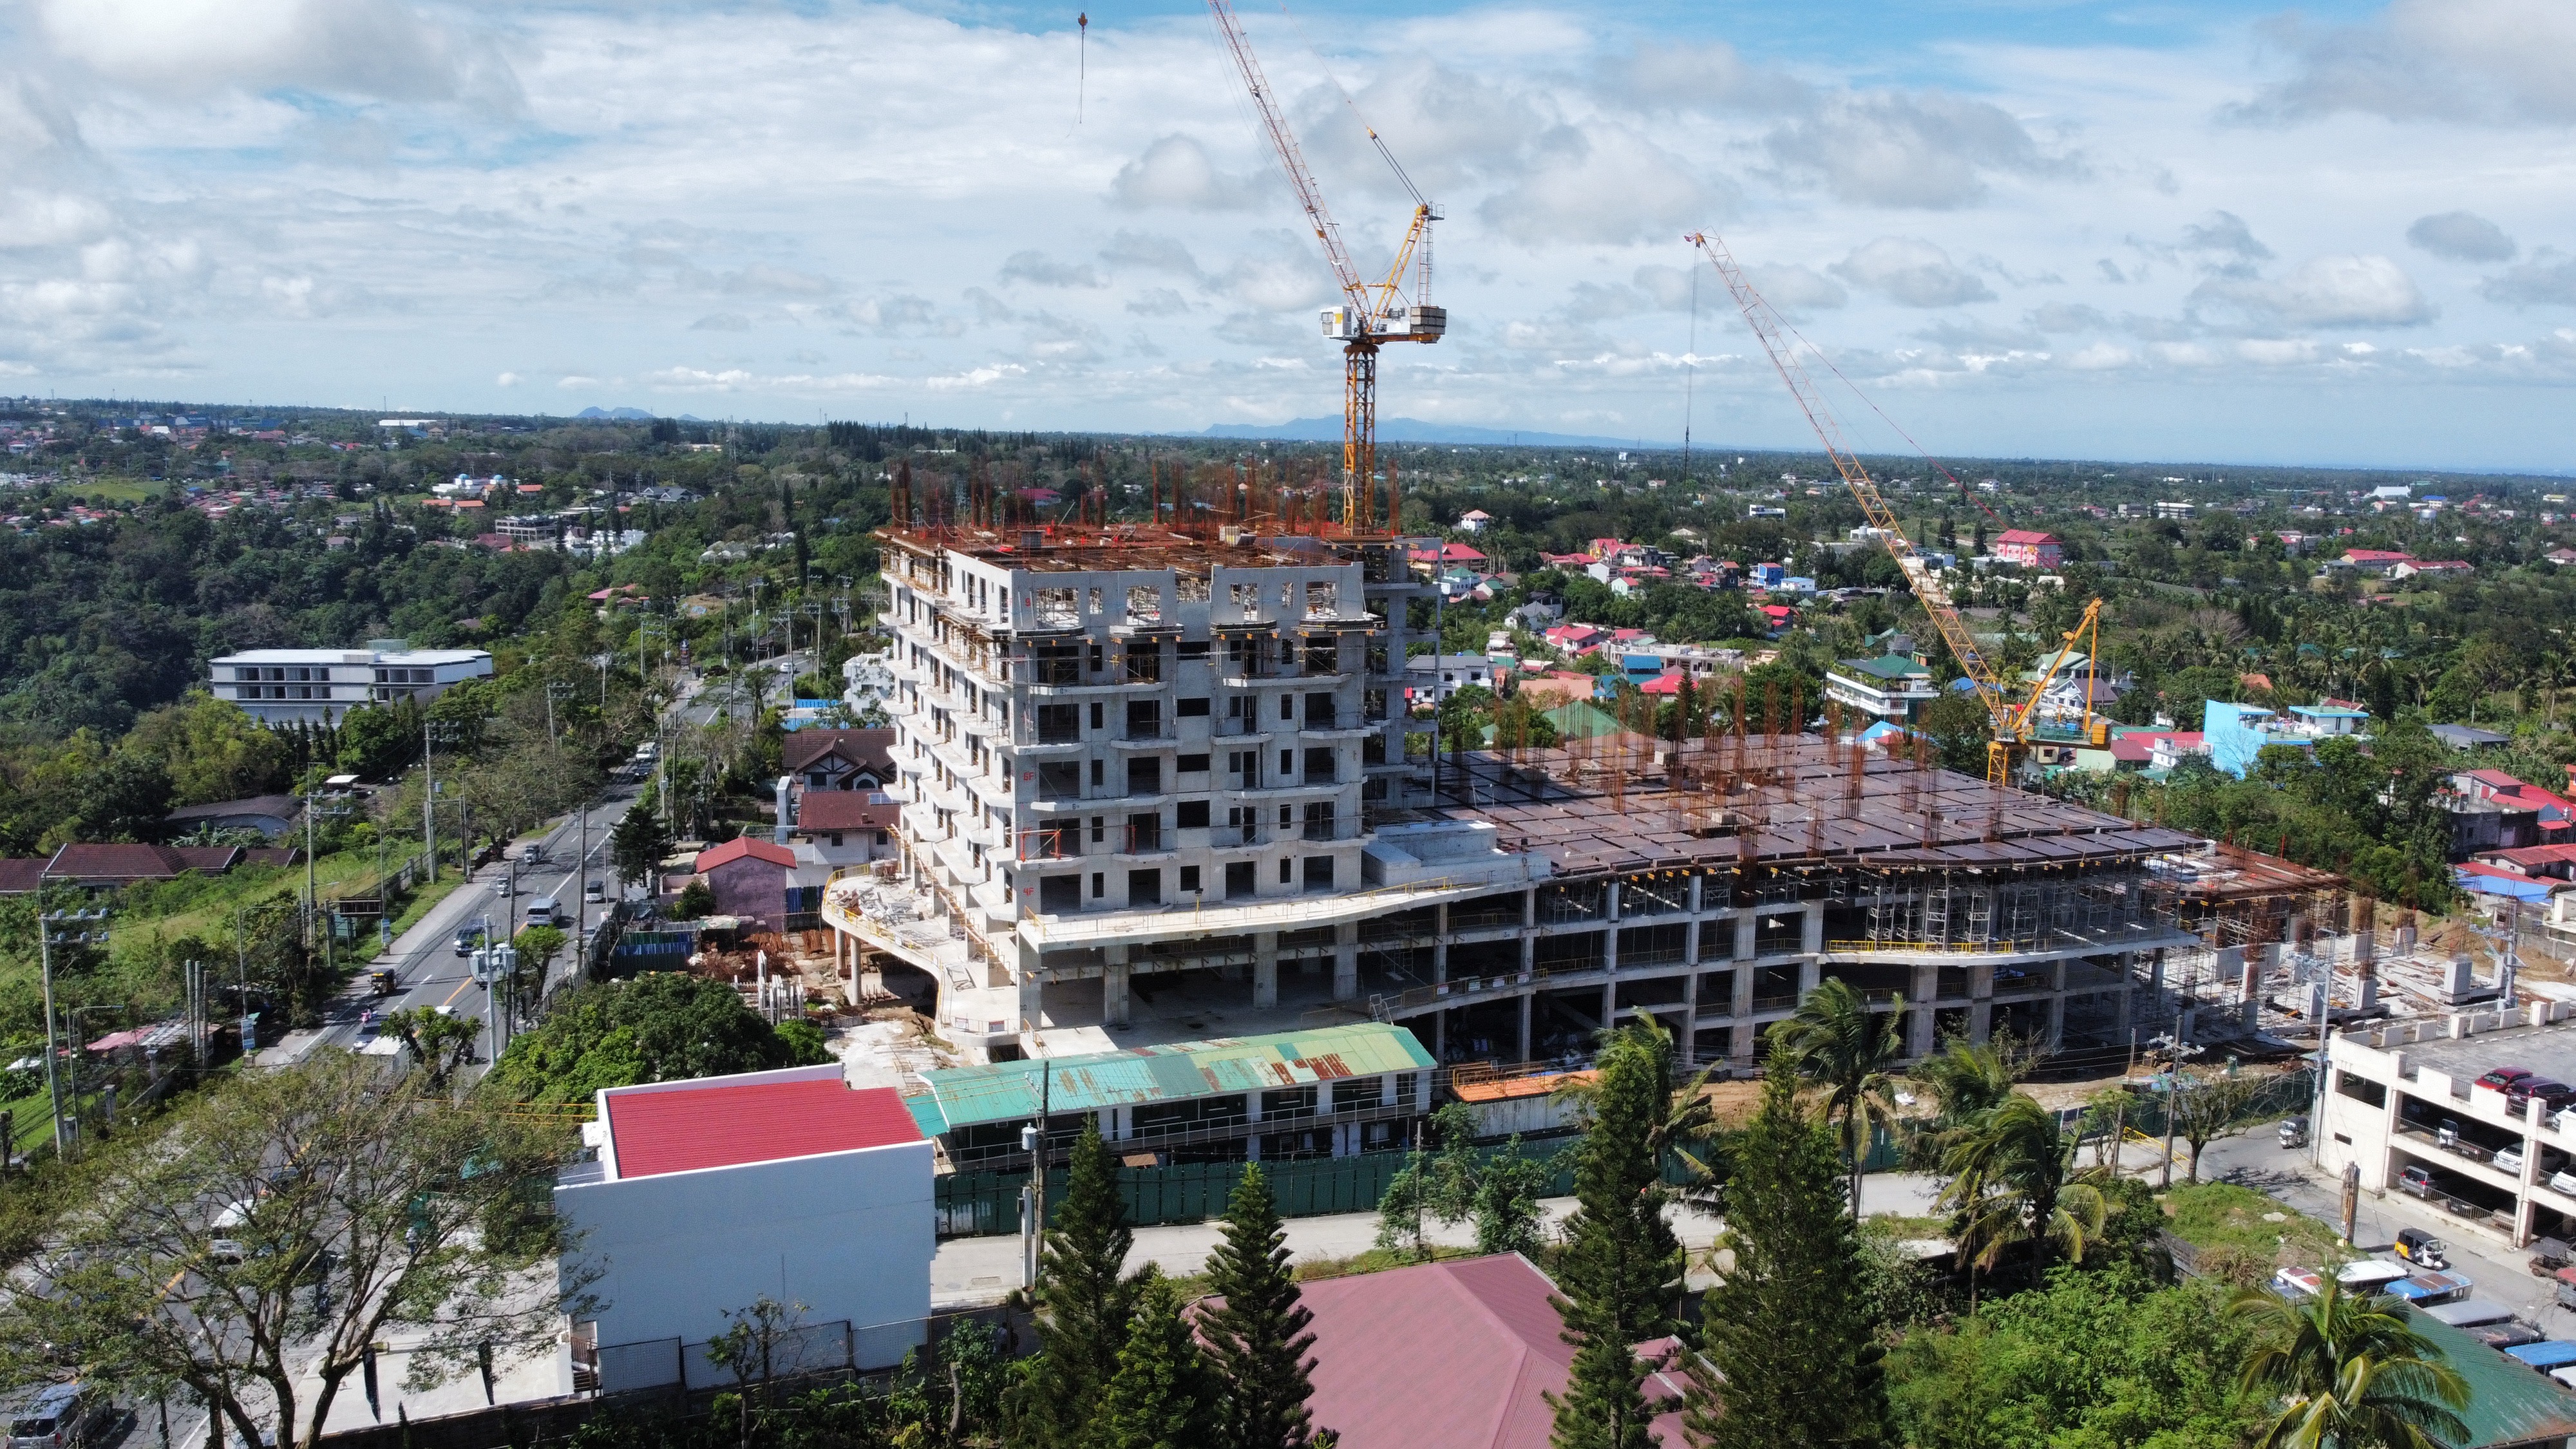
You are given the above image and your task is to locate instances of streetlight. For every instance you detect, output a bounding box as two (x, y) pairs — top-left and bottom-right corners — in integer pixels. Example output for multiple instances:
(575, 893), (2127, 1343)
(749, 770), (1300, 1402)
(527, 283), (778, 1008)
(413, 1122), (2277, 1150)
(38, 906), (109, 1155)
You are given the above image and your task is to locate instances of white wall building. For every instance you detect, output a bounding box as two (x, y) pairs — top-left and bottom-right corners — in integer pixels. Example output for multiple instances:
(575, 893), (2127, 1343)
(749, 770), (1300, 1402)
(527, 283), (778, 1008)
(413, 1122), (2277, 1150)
(2318, 1003), (2576, 1249)
(208, 647), (492, 726)
(554, 1065), (934, 1384)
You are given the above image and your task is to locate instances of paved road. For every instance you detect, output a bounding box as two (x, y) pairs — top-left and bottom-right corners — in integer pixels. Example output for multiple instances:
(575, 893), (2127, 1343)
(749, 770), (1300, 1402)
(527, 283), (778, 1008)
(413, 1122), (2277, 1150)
(268, 786), (643, 1068)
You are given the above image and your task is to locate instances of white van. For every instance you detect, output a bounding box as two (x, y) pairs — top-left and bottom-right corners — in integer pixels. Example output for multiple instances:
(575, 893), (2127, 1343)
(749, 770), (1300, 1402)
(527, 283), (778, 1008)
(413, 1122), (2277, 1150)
(207, 1201), (251, 1264)
(525, 897), (560, 929)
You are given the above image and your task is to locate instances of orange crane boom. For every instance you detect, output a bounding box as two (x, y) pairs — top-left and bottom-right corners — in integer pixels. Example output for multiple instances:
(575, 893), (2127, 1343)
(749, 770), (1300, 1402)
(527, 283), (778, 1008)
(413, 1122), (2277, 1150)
(1204, 0), (1444, 531)
(1686, 230), (2105, 781)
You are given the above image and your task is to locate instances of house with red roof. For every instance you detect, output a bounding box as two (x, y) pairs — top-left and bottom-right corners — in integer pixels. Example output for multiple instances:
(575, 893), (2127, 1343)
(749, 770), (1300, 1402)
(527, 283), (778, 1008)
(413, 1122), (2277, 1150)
(784, 727), (896, 792)
(1406, 542), (1487, 567)
(2334, 548), (2414, 576)
(554, 1065), (933, 1379)
(1221, 1253), (1687, 1449)
(790, 788), (899, 867)
(690, 837), (800, 928)
(1992, 529), (2063, 568)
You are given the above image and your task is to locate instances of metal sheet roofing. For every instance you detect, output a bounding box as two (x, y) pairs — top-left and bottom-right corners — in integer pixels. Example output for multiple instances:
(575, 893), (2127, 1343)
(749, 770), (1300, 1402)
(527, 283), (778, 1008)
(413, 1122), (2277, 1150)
(603, 1077), (922, 1180)
(2406, 1307), (2576, 1448)
(907, 1023), (1435, 1135)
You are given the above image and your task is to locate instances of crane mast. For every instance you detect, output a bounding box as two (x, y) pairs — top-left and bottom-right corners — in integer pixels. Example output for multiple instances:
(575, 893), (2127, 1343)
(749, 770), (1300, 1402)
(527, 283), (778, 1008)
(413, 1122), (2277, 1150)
(1205, 0), (1443, 531)
(1686, 231), (2103, 782)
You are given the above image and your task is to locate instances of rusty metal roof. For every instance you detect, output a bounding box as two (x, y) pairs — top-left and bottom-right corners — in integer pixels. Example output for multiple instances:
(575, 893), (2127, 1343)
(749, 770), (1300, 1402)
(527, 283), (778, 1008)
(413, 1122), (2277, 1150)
(906, 1023), (1436, 1135)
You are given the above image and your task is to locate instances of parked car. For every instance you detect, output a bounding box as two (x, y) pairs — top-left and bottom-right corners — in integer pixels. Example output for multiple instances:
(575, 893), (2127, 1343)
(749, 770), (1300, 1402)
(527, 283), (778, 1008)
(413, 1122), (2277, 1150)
(2552, 1171), (2576, 1198)
(3, 1381), (110, 1448)
(2280, 1115), (2309, 1149)
(2400, 1164), (2439, 1197)
(2479, 1066), (2537, 1093)
(2508, 1079), (2575, 1115)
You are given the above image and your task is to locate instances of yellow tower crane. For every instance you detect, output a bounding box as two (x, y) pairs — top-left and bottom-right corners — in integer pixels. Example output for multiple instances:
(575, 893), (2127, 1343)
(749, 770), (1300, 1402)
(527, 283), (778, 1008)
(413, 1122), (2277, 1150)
(1687, 231), (2108, 782)
(1206, 0), (1444, 531)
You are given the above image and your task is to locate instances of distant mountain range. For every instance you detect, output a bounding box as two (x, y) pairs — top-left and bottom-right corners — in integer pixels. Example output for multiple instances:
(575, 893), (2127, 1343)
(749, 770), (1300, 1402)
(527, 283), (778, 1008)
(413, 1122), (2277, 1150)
(571, 406), (709, 422)
(1198, 416), (1669, 450)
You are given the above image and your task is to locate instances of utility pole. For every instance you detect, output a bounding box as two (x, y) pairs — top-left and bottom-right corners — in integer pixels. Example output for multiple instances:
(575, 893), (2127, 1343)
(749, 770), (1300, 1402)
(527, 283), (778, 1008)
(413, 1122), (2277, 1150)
(38, 906), (110, 1155)
(574, 800), (590, 980)
(2159, 1009), (2189, 1189)
(422, 718), (462, 884)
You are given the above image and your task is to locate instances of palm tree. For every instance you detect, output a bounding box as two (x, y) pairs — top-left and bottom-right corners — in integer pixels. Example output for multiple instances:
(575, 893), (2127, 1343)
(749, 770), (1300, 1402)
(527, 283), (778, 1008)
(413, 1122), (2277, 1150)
(1767, 978), (1905, 1217)
(1908, 1032), (2038, 1170)
(2228, 1280), (2470, 1449)
(1935, 1094), (2108, 1302)
(1555, 1010), (1728, 1209)
(1912, 1032), (2035, 1124)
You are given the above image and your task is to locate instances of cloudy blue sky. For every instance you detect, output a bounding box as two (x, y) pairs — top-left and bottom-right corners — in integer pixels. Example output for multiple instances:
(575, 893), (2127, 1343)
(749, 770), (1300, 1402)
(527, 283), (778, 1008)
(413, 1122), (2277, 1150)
(1, 0), (2571, 468)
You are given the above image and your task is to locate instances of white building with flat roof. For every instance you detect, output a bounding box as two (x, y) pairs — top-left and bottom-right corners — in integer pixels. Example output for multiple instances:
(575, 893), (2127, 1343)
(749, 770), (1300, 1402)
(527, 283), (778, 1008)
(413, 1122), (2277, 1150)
(209, 647), (492, 725)
(554, 1065), (933, 1385)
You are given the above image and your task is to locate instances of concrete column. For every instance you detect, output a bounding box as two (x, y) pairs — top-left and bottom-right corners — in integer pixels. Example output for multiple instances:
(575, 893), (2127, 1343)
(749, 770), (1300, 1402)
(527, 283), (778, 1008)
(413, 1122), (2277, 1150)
(2219, 945), (2252, 1032)
(1684, 919), (1701, 968)
(2045, 991), (2065, 1050)
(1523, 887), (1538, 929)
(1521, 935), (1535, 974)
(1433, 904), (1450, 984)
(1796, 959), (1822, 999)
(1603, 924), (1621, 977)
(1606, 881), (1622, 923)
(1802, 900), (1825, 956)
(1253, 931), (1280, 1010)
(1908, 963), (1938, 1057)
(2114, 953), (2134, 1036)
(1334, 921), (1359, 1002)
(1103, 961), (1131, 1027)
(1735, 914), (1757, 962)
(1433, 1009), (1447, 1061)
(1967, 959), (1993, 1044)
(1731, 956), (1756, 1019)
(1517, 994), (1533, 1061)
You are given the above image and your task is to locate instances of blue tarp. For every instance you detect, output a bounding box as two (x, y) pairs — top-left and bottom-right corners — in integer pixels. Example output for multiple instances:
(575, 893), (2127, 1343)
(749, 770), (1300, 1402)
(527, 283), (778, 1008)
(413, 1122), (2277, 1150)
(2458, 868), (2556, 904)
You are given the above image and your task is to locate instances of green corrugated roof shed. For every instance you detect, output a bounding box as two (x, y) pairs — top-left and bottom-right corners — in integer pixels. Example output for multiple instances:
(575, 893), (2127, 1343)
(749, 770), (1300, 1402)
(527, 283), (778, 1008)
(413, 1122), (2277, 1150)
(2404, 1307), (2576, 1449)
(905, 1023), (1435, 1137)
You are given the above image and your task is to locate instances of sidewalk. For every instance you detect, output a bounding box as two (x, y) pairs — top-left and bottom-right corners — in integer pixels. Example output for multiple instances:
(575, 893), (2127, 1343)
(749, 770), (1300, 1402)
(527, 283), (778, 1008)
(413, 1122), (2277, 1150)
(929, 1172), (1946, 1309)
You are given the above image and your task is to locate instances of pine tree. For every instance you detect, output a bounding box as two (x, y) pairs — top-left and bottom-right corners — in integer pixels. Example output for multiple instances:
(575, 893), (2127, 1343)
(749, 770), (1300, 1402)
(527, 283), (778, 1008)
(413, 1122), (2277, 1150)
(1684, 1055), (1889, 1449)
(1008, 1120), (1141, 1449)
(1201, 1165), (1321, 1449)
(1090, 1274), (1223, 1449)
(1546, 1025), (1684, 1449)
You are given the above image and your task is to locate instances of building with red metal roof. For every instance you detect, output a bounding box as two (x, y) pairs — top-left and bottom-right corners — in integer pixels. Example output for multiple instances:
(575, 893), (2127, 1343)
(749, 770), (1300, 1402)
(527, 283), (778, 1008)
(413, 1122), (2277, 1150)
(554, 1065), (933, 1385)
(1231, 1253), (1689, 1449)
